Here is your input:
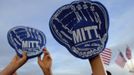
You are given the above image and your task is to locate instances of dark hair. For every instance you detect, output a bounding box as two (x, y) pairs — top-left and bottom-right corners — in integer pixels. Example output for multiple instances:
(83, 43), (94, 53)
(107, 71), (112, 75)
(91, 70), (112, 75)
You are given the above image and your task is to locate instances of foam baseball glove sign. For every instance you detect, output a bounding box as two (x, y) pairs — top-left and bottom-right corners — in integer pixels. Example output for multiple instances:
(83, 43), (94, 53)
(7, 26), (46, 58)
(49, 0), (109, 59)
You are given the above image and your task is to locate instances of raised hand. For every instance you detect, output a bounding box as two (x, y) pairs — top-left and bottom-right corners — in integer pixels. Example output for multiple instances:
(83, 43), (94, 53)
(38, 48), (52, 75)
(0, 51), (27, 75)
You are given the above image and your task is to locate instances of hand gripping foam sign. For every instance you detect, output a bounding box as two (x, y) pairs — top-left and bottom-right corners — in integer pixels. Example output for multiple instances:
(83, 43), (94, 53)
(7, 26), (46, 58)
(49, 0), (109, 59)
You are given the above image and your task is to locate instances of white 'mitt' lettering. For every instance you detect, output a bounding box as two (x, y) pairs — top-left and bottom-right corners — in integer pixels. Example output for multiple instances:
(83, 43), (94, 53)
(73, 26), (98, 44)
(22, 41), (39, 48)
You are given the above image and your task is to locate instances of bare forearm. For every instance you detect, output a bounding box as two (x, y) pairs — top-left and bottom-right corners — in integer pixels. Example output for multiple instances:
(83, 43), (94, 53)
(43, 69), (52, 75)
(0, 64), (17, 75)
(89, 55), (106, 75)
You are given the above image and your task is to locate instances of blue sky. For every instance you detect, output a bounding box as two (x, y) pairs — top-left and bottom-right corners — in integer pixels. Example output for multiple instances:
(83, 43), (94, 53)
(0, 0), (134, 75)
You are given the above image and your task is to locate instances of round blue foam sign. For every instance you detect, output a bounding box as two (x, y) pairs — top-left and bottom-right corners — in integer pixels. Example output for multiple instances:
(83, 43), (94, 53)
(7, 26), (46, 58)
(49, 0), (109, 59)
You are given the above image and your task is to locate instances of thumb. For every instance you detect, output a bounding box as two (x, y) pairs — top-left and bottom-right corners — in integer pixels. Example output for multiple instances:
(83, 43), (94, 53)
(38, 56), (44, 69)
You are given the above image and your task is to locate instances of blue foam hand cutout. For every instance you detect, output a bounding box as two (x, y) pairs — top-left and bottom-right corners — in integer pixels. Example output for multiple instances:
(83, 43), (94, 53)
(7, 26), (46, 58)
(49, 0), (109, 59)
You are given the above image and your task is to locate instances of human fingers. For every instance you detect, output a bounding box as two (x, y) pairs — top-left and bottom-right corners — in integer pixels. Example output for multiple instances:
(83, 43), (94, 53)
(18, 51), (27, 66)
(38, 56), (45, 70)
(38, 56), (42, 65)
(43, 48), (50, 56)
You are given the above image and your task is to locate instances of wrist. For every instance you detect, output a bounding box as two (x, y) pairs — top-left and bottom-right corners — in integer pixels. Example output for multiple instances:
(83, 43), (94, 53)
(10, 62), (19, 70)
(43, 68), (52, 75)
(7, 63), (18, 73)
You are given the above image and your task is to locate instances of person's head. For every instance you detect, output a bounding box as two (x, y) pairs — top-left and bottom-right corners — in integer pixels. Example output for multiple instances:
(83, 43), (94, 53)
(106, 70), (111, 75)
(91, 70), (112, 75)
